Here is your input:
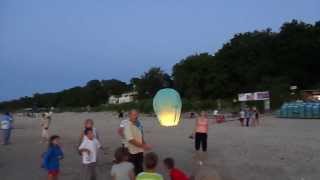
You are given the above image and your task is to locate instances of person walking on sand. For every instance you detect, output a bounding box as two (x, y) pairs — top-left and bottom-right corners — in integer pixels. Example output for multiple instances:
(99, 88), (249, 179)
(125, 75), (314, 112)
(1, 112), (13, 145)
(41, 112), (52, 143)
(251, 107), (260, 127)
(79, 128), (104, 180)
(124, 110), (151, 175)
(239, 109), (245, 127)
(244, 107), (251, 127)
(42, 135), (64, 180)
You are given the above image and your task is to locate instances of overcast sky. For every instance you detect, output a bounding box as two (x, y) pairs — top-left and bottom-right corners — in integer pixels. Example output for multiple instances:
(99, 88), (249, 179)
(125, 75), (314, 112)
(0, 0), (319, 101)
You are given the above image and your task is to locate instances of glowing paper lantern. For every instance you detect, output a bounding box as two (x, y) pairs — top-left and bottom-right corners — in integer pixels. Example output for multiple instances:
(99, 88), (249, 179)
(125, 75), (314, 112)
(153, 88), (182, 127)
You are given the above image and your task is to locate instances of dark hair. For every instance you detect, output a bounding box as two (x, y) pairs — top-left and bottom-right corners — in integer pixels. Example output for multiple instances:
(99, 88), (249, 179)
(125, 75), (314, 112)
(48, 135), (60, 148)
(84, 128), (93, 135)
(114, 147), (129, 163)
(163, 157), (175, 169)
(144, 152), (158, 169)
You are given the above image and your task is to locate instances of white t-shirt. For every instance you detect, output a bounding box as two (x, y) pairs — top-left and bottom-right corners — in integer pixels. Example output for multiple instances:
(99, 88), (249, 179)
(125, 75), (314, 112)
(1, 120), (10, 129)
(213, 110), (219, 116)
(111, 162), (134, 180)
(240, 111), (245, 118)
(1, 115), (12, 129)
(120, 119), (129, 128)
(79, 137), (101, 164)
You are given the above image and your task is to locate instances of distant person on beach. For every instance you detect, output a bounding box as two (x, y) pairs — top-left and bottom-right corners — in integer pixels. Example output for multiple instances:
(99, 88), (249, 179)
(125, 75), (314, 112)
(124, 110), (151, 175)
(213, 110), (219, 116)
(193, 111), (209, 152)
(239, 109), (245, 127)
(42, 135), (64, 180)
(111, 147), (135, 180)
(118, 110), (124, 119)
(1, 112), (13, 145)
(163, 157), (189, 180)
(86, 105), (91, 112)
(79, 119), (100, 144)
(251, 107), (260, 127)
(136, 152), (163, 180)
(189, 112), (195, 118)
(41, 112), (52, 143)
(79, 128), (103, 180)
(244, 107), (251, 127)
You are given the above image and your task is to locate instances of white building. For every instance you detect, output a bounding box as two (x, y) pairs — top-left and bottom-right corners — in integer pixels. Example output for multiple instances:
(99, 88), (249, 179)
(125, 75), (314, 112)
(108, 95), (119, 104)
(108, 91), (138, 104)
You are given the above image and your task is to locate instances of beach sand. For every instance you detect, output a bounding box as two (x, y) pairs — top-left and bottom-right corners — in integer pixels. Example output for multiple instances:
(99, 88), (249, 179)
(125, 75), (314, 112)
(0, 112), (319, 180)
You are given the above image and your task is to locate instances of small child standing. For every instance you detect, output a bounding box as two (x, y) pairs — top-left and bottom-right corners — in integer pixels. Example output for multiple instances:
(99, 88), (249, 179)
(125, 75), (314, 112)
(163, 158), (189, 180)
(42, 135), (64, 180)
(136, 152), (163, 180)
(111, 147), (135, 180)
(79, 128), (103, 180)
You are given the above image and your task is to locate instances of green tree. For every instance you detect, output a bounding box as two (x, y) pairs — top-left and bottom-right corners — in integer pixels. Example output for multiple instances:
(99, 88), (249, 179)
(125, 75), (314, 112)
(101, 79), (130, 96)
(133, 67), (172, 99)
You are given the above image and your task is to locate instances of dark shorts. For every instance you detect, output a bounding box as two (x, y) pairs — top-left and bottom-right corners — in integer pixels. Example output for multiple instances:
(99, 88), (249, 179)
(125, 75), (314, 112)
(239, 118), (244, 122)
(129, 152), (144, 175)
(48, 170), (59, 176)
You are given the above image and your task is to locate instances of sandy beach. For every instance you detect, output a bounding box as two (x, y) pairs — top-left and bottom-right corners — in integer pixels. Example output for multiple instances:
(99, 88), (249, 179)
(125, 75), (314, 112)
(0, 112), (319, 180)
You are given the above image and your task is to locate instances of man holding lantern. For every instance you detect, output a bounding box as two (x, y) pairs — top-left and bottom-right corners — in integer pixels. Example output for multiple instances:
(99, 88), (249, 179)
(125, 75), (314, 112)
(123, 110), (152, 175)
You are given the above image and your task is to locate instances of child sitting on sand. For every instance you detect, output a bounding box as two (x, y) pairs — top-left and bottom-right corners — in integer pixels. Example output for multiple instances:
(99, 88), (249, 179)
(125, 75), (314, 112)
(111, 147), (135, 180)
(136, 152), (164, 180)
(42, 135), (64, 180)
(163, 157), (189, 180)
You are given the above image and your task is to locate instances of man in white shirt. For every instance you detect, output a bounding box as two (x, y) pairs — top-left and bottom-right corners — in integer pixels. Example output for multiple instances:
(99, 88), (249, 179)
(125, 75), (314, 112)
(118, 117), (144, 148)
(124, 110), (151, 175)
(79, 128), (102, 180)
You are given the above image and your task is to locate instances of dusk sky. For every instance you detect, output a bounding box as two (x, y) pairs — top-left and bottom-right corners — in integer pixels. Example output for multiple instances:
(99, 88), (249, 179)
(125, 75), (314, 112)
(0, 0), (319, 101)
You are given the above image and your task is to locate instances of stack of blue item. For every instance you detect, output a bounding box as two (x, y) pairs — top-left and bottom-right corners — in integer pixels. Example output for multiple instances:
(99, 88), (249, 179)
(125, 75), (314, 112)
(278, 102), (320, 119)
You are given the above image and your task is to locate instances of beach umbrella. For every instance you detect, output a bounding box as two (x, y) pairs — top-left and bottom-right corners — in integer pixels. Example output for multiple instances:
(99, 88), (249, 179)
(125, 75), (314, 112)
(153, 88), (182, 127)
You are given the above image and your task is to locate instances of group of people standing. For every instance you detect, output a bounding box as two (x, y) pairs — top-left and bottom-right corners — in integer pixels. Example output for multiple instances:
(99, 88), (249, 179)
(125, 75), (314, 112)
(1, 107), (262, 180)
(239, 107), (260, 127)
(41, 110), (189, 180)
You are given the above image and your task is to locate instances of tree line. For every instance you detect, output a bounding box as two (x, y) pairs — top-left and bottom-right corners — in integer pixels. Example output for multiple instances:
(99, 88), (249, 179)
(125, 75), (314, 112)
(1, 20), (319, 111)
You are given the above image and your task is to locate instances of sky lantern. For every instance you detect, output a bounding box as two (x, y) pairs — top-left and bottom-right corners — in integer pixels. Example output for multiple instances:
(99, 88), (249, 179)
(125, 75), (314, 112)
(153, 88), (182, 127)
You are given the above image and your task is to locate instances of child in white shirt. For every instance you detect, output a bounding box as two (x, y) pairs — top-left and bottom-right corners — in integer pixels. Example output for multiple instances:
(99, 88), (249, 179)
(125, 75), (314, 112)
(79, 128), (103, 180)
